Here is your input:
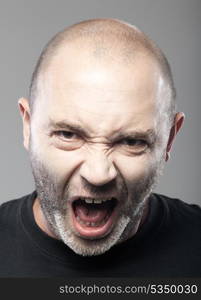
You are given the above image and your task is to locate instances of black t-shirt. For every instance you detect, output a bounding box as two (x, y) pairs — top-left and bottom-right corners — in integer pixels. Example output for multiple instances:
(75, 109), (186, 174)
(0, 191), (200, 277)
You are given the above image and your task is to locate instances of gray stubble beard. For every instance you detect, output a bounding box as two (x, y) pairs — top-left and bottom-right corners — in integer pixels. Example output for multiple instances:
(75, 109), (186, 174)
(29, 145), (165, 256)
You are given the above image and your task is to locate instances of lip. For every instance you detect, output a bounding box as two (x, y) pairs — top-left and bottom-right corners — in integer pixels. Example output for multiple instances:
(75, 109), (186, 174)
(68, 195), (119, 204)
(69, 196), (120, 239)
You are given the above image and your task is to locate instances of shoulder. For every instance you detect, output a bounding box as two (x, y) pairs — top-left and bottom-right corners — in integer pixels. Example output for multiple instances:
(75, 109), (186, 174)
(0, 193), (33, 226)
(0, 195), (26, 213)
(152, 193), (201, 226)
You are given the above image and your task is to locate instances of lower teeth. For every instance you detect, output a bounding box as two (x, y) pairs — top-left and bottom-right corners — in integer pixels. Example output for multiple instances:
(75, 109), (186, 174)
(76, 215), (109, 227)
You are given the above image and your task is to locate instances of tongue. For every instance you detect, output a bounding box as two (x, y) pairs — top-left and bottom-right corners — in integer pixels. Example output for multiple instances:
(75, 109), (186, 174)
(74, 202), (109, 223)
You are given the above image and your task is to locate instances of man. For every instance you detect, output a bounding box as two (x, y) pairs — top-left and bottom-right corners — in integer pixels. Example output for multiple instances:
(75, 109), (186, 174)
(0, 18), (200, 277)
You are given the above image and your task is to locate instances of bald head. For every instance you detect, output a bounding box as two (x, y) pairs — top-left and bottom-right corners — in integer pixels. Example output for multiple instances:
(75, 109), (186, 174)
(19, 19), (185, 256)
(29, 18), (176, 123)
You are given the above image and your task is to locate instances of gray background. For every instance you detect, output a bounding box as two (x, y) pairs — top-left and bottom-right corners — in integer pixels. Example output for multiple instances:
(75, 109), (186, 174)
(0, 0), (200, 205)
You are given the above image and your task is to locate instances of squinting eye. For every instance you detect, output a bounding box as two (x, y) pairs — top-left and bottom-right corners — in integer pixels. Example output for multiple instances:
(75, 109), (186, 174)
(122, 138), (147, 147)
(52, 130), (84, 151)
(55, 131), (78, 140)
(116, 138), (149, 154)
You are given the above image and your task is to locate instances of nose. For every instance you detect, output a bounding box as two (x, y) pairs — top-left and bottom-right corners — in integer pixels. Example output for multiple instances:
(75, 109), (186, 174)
(80, 150), (117, 186)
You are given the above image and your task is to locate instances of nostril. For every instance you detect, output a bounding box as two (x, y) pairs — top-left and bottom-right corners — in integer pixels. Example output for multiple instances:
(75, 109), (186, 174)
(80, 177), (117, 194)
(80, 163), (117, 187)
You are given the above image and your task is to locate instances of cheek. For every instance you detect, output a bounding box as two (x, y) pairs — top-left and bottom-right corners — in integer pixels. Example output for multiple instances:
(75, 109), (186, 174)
(45, 150), (83, 177)
(31, 134), (83, 179)
(114, 154), (153, 183)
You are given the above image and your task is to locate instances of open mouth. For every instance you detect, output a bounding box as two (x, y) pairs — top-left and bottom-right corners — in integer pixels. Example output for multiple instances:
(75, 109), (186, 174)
(71, 197), (118, 239)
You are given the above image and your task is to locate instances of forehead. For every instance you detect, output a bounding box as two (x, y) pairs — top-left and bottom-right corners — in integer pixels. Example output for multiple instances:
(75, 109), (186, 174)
(36, 45), (163, 135)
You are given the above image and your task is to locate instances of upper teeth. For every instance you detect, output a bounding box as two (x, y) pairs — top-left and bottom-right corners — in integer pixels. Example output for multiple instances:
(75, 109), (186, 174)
(83, 198), (112, 204)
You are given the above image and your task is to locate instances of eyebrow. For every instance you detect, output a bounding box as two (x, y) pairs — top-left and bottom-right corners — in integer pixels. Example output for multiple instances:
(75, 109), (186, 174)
(47, 119), (91, 137)
(47, 118), (157, 143)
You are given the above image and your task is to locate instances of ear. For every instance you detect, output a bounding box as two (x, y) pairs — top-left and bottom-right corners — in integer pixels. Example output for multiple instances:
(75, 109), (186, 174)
(165, 112), (185, 161)
(18, 97), (31, 151)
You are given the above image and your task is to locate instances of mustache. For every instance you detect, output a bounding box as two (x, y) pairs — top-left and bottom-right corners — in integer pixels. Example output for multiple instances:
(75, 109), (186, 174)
(66, 177), (126, 198)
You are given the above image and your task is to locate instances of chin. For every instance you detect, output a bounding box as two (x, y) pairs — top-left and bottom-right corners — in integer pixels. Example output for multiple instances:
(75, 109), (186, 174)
(54, 212), (131, 256)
